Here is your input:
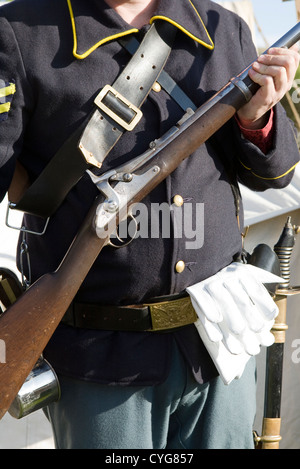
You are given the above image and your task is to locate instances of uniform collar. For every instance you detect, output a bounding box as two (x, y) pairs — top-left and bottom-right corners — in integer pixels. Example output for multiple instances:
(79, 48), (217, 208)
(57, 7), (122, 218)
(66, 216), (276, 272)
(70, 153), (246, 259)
(67, 0), (214, 59)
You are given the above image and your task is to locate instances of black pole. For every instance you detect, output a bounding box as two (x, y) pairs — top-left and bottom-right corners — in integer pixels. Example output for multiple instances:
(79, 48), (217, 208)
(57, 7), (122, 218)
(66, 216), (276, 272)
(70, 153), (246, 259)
(256, 217), (298, 448)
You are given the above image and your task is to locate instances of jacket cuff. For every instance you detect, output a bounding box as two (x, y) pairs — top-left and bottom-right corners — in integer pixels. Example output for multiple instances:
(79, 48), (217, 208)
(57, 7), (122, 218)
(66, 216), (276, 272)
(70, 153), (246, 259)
(235, 108), (274, 154)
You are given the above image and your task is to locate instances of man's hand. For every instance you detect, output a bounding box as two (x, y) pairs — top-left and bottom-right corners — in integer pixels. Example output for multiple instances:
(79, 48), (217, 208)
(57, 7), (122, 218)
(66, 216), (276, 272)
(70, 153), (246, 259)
(237, 44), (300, 130)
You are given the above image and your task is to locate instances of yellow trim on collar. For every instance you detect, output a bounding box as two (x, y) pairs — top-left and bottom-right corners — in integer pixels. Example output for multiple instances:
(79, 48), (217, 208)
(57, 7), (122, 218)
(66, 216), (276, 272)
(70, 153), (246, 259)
(150, 15), (214, 50)
(150, 0), (214, 50)
(67, 0), (214, 59)
(67, 0), (138, 59)
(239, 159), (299, 180)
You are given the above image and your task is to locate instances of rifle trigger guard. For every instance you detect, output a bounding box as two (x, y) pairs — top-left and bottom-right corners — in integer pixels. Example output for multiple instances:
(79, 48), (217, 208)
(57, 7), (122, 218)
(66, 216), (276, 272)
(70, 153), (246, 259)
(107, 213), (138, 248)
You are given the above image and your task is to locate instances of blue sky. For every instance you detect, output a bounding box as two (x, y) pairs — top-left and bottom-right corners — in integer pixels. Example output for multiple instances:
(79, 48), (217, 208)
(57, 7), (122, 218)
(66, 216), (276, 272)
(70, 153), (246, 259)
(214, 0), (298, 48)
(251, 0), (298, 46)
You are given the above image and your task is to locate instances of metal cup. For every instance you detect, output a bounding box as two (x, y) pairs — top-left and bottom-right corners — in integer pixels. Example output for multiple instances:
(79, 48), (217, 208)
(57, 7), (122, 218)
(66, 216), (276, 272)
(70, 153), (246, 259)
(8, 357), (61, 419)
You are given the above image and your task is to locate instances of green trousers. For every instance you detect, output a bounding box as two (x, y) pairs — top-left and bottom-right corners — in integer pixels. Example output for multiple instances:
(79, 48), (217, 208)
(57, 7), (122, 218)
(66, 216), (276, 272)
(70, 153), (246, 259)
(46, 339), (256, 449)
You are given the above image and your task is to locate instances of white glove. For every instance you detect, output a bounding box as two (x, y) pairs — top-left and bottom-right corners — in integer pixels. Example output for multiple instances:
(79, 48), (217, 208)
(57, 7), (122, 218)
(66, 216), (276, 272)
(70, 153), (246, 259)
(186, 262), (283, 385)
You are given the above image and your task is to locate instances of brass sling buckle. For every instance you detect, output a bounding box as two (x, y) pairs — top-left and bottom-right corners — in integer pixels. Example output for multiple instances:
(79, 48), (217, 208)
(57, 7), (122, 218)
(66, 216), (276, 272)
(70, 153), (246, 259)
(95, 85), (143, 131)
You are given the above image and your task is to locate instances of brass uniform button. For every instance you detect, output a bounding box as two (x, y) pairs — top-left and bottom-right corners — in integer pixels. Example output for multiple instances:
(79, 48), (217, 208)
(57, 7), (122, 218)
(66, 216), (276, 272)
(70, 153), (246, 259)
(173, 194), (184, 207)
(152, 82), (162, 93)
(175, 260), (185, 273)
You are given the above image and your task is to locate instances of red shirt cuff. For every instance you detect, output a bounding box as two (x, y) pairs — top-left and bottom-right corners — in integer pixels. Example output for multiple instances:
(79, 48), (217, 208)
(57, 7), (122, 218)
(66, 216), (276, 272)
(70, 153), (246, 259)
(236, 108), (274, 154)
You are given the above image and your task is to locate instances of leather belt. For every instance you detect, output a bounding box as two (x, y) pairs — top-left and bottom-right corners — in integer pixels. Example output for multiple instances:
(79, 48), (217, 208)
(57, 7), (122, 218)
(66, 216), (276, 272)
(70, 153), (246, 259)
(62, 295), (198, 332)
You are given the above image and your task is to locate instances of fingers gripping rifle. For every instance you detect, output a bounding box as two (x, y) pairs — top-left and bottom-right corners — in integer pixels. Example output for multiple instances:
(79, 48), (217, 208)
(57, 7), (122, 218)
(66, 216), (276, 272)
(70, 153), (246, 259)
(0, 24), (300, 420)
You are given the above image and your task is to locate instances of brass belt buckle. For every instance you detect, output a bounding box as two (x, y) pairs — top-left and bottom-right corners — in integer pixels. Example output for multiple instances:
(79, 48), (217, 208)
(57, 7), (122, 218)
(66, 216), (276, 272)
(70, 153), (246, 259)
(94, 85), (143, 131)
(148, 297), (198, 331)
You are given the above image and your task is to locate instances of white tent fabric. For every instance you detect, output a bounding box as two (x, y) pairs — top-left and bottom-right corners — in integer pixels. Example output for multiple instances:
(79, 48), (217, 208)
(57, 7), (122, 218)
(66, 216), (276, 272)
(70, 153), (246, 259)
(241, 164), (300, 226)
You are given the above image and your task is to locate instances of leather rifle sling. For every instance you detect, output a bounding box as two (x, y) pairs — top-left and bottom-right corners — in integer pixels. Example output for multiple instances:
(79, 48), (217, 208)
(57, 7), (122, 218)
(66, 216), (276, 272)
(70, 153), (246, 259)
(8, 160), (30, 204)
(119, 35), (197, 113)
(10, 21), (177, 218)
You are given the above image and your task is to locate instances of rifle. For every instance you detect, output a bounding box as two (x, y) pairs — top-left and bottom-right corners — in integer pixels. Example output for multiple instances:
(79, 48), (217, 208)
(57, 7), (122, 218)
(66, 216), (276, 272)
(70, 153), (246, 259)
(0, 23), (300, 420)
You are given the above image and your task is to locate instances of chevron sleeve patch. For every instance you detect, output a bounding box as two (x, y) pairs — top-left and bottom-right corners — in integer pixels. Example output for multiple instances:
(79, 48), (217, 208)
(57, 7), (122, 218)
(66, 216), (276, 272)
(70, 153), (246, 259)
(0, 80), (16, 122)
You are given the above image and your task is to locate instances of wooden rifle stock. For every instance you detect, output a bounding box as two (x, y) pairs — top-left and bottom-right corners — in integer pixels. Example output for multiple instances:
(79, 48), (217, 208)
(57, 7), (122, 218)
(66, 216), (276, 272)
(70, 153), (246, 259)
(1, 23), (300, 419)
(0, 198), (108, 419)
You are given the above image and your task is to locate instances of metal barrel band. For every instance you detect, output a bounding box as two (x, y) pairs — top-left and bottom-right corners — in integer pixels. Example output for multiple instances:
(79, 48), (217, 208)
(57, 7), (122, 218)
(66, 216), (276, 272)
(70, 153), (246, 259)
(230, 76), (253, 103)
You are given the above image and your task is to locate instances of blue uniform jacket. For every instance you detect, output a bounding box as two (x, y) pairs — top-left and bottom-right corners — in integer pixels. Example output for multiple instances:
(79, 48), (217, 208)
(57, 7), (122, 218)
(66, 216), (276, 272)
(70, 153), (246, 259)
(0, 0), (299, 384)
